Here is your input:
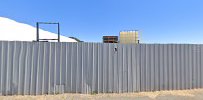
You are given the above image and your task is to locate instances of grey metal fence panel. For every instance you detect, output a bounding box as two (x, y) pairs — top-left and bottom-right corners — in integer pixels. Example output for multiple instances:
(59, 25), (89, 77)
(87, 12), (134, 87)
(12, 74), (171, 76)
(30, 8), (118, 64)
(1, 41), (203, 95)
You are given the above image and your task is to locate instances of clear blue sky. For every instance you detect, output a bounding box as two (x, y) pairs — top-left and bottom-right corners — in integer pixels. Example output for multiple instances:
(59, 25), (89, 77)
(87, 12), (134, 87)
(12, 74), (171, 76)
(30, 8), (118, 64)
(0, 0), (203, 43)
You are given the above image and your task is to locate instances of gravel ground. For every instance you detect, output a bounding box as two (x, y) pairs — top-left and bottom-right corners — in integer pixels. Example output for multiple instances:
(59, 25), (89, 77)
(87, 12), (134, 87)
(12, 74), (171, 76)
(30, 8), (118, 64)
(0, 89), (203, 100)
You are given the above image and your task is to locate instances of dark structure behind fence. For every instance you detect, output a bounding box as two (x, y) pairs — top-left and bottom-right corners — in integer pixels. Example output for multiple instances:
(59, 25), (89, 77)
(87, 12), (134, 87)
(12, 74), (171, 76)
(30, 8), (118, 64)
(0, 41), (203, 95)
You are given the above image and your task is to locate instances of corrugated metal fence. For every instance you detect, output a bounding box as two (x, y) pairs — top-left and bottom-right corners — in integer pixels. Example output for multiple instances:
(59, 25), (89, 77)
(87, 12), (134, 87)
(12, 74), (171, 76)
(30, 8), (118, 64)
(0, 41), (203, 95)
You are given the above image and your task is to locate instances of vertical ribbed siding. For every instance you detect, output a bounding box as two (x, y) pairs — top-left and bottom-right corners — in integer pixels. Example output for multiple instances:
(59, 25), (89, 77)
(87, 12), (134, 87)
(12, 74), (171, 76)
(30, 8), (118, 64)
(1, 41), (203, 95)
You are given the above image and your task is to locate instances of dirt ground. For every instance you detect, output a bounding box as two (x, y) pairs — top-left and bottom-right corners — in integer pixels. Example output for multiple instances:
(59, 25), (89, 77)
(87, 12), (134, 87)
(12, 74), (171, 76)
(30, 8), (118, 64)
(1, 89), (203, 100)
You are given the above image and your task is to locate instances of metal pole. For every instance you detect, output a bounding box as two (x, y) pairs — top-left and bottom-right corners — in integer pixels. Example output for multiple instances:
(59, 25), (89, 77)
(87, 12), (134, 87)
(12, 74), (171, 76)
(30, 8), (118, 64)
(36, 22), (39, 42)
(58, 23), (60, 42)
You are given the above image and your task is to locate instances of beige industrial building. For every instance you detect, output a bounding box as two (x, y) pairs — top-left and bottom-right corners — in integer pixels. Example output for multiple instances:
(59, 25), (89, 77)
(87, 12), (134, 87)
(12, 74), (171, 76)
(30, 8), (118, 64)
(119, 30), (139, 44)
